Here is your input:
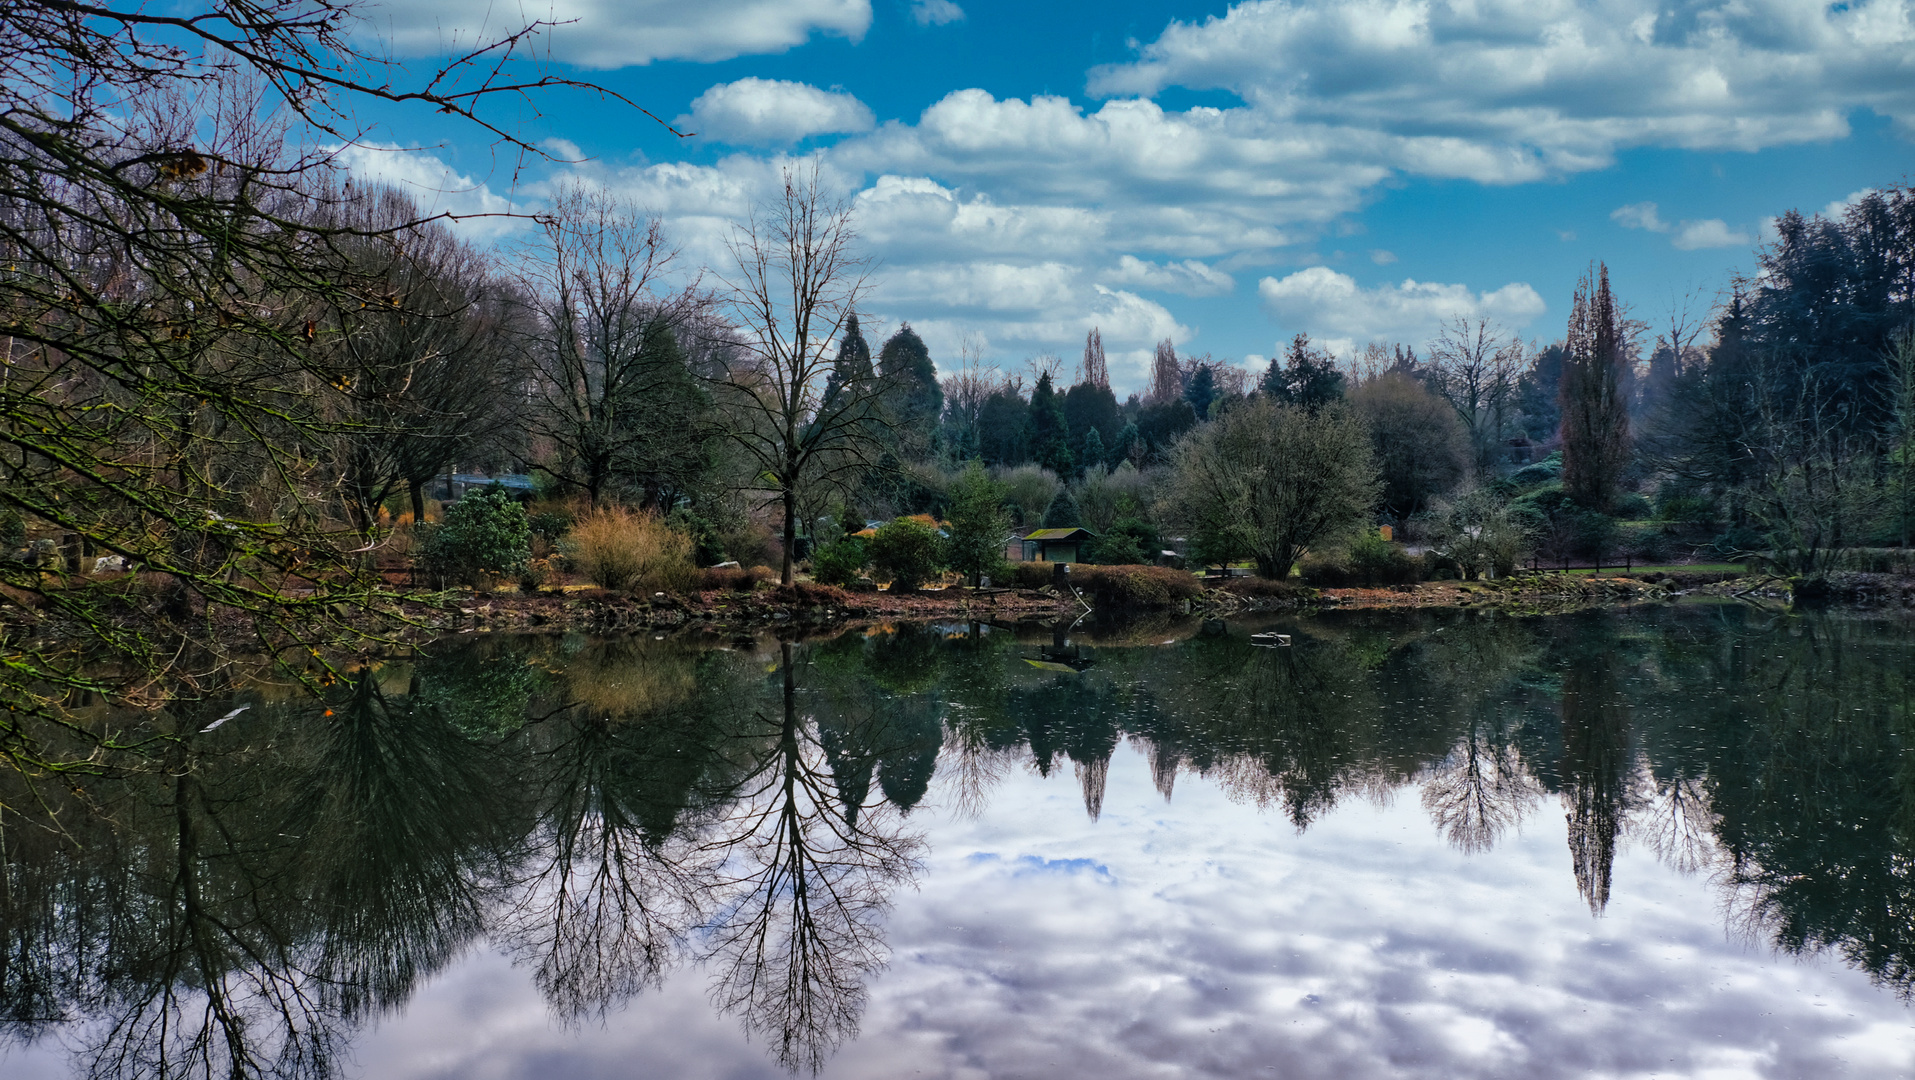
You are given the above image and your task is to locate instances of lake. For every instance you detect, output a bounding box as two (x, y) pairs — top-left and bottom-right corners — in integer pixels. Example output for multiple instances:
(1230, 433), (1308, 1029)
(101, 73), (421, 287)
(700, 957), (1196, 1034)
(4, 603), (1913, 1079)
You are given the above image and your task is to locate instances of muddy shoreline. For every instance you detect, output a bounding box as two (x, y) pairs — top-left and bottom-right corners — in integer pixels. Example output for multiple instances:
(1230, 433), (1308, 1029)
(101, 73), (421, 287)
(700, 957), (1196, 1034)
(403, 569), (1915, 638)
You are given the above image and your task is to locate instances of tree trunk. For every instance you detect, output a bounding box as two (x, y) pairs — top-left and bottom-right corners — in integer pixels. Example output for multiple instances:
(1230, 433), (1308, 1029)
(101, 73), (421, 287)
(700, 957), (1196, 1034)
(410, 480), (426, 524)
(782, 485), (797, 585)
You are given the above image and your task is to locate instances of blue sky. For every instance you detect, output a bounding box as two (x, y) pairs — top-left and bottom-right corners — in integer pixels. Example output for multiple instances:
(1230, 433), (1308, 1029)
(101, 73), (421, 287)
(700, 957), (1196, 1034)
(345, 0), (1915, 395)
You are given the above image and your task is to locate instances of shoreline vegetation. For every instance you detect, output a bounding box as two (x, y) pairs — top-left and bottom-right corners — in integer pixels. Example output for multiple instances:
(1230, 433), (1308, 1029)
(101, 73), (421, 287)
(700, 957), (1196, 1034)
(14, 564), (1900, 665)
(4, 0), (1912, 785)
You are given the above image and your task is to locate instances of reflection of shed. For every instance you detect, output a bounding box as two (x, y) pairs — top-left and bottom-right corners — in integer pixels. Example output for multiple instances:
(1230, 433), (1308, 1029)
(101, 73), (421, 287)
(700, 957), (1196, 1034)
(1017, 527), (1095, 564)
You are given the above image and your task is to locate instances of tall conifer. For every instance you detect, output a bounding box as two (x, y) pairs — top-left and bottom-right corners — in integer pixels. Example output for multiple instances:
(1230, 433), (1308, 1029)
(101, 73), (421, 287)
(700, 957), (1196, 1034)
(1559, 264), (1632, 509)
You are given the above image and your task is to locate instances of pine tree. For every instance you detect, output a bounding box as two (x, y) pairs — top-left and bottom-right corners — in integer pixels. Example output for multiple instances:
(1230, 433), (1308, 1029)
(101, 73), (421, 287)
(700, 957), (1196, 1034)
(1559, 263), (1632, 510)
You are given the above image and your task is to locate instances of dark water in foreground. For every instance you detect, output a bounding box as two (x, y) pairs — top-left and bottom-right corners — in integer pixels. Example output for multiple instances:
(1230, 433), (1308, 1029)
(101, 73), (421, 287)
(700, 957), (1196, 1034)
(5, 604), (1915, 1079)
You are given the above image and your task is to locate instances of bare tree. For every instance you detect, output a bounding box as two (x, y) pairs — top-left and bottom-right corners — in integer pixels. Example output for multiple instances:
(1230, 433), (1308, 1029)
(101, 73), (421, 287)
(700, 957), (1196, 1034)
(518, 183), (706, 509)
(0, 0), (666, 770)
(704, 643), (922, 1072)
(708, 166), (887, 585)
(1080, 327), (1109, 388)
(1026, 351), (1065, 384)
(318, 185), (521, 532)
(1147, 338), (1182, 404)
(939, 331), (1003, 458)
(1427, 316), (1524, 472)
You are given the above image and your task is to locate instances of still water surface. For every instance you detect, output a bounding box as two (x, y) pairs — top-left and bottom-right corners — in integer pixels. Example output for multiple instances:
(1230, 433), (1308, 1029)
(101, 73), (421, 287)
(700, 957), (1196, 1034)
(5, 604), (1914, 1078)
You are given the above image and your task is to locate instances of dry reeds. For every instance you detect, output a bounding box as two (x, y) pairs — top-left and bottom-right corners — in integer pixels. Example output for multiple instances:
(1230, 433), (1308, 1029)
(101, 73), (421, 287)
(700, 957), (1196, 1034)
(563, 506), (698, 593)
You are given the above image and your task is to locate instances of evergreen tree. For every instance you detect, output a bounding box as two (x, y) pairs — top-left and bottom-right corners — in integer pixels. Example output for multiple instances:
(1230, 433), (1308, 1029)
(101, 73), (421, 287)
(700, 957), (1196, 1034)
(943, 461), (1011, 585)
(1028, 371), (1075, 476)
(1183, 365), (1218, 419)
(878, 323), (942, 428)
(1517, 343), (1566, 443)
(1062, 380), (1122, 448)
(1560, 264), (1632, 510)
(977, 387), (1031, 466)
(823, 314), (874, 405)
(1109, 421), (1140, 468)
(1080, 428), (1106, 475)
(1041, 487), (1083, 529)
(1261, 333), (1346, 409)
(1136, 399), (1197, 462)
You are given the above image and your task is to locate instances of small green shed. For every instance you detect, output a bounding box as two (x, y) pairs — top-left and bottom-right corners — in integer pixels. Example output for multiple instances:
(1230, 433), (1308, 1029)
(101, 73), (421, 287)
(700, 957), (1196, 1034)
(1020, 527), (1095, 564)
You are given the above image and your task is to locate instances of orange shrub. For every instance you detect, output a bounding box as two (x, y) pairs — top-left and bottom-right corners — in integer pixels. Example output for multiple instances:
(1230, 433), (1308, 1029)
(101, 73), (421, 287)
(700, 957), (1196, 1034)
(563, 507), (697, 593)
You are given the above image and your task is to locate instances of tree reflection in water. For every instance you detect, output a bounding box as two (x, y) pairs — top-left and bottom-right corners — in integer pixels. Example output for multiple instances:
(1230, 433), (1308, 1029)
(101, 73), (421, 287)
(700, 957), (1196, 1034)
(7, 607), (1915, 1077)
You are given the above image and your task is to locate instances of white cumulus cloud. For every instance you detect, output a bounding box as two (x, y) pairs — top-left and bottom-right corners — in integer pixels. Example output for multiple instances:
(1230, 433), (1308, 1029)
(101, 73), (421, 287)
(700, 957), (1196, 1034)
(1102, 255), (1235, 296)
(1823, 188), (1879, 219)
(1672, 218), (1752, 250)
(681, 79), (874, 144)
(911, 0), (965, 26)
(1258, 266), (1546, 356)
(369, 0), (871, 68)
(331, 143), (527, 240)
(1089, 0), (1915, 172)
(1611, 202), (1670, 233)
(1613, 200), (1751, 250)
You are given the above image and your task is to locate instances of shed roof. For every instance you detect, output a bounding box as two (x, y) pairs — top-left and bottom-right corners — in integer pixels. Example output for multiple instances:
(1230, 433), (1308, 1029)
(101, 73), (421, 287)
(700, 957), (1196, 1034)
(1024, 527), (1095, 541)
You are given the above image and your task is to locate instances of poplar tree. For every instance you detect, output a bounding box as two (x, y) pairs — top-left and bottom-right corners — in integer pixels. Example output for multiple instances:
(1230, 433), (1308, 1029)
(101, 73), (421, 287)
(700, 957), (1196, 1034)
(1560, 264), (1633, 510)
(1080, 327), (1109, 387)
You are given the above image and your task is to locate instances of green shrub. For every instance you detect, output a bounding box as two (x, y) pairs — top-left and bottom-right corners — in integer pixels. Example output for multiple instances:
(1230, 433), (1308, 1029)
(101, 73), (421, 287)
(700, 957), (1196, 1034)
(667, 508), (731, 567)
(527, 510), (572, 543)
(1005, 561), (1055, 589)
(810, 537), (868, 587)
(1617, 523), (1672, 564)
(1075, 565), (1202, 609)
(1612, 492), (1653, 519)
(1509, 454), (1563, 488)
(869, 518), (944, 592)
(1655, 486), (1717, 524)
(1300, 534), (1424, 587)
(418, 484), (530, 587)
(1347, 531), (1423, 585)
(0, 507), (23, 549)
(1086, 516), (1160, 565)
